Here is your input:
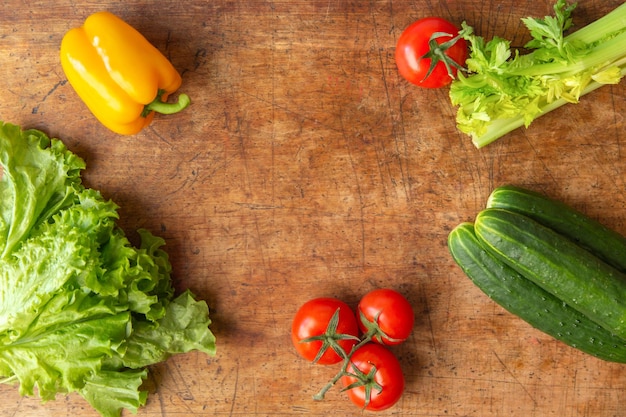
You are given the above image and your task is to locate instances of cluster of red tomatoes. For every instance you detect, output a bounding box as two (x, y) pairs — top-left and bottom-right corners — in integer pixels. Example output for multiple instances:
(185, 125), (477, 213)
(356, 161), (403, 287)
(291, 288), (415, 411)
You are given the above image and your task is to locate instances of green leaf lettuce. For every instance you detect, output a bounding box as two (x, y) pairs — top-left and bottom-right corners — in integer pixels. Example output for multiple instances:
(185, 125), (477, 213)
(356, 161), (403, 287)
(0, 121), (216, 417)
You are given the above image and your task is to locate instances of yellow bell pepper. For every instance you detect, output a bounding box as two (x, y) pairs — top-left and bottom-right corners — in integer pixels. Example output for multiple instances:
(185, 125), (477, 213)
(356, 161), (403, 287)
(60, 11), (190, 135)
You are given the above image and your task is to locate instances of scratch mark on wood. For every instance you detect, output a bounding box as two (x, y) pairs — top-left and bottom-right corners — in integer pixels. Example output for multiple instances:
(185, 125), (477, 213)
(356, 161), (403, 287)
(8, 393), (22, 417)
(32, 79), (67, 114)
(149, 369), (168, 417)
(493, 350), (537, 406)
(234, 202), (285, 210)
(370, 0), (411, 203)
(170, 360), (195, 401)
(421, 281), (438, 358)
(339, 114), (367, 267)
(148, 124), (175, 148)
(229, 361), (239, 417)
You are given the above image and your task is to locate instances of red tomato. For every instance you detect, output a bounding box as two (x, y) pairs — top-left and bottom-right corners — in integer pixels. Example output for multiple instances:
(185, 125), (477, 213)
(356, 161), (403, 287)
(395, 17), (468, 88)
(291, 297), (359, 365)
(358, 288), (414, 345)
(341, 343), (405, 411)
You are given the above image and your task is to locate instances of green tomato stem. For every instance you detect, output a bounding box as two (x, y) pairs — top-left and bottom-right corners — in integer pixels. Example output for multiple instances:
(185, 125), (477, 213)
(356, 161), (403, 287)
(312, 333), (374, 401)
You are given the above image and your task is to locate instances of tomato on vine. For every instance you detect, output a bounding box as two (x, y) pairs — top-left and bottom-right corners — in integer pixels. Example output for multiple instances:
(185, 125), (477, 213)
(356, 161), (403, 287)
(358, 288), (415, 345)
(395, 17), (469, 88)
(294, 291), (412, 409)
(341, 343), (405, 411)
(291, 297), (359, 365)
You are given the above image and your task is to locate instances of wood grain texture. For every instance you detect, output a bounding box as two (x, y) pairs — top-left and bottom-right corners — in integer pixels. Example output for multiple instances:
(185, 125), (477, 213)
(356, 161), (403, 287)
(0, 0), (625, 416)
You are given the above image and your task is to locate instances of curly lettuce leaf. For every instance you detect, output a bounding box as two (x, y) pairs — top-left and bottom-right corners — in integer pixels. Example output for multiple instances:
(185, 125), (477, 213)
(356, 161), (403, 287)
(0, 123), (85, 258)
(0, 121), (216, 417)
(108, 290), (217, 370)
(79, 369), (148, 417)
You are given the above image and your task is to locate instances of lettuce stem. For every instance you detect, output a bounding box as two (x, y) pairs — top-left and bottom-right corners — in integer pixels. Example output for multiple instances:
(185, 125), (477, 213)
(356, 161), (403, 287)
(0, 375), (17, 384)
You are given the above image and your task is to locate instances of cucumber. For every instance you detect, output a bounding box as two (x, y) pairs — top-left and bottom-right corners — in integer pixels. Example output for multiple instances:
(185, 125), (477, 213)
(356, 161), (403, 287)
(448, 222), (626, 363)
(474, 208), (626, 340)
(487, 185), (626, 273)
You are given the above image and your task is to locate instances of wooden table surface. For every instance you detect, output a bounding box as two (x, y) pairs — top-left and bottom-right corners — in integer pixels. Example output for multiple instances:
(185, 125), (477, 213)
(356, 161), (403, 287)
(1, 1), (625, 416)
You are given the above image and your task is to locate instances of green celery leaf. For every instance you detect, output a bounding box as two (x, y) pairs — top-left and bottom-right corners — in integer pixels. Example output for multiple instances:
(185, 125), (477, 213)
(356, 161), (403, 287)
(522, 0), (577, 61)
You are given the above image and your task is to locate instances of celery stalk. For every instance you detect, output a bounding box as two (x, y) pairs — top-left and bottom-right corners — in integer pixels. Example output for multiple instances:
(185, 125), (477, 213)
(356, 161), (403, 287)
(510, 30), (626, 77)
(565, 2), (626, 44)
(472, 65), (626, 148)
(450, 1), (626, 148)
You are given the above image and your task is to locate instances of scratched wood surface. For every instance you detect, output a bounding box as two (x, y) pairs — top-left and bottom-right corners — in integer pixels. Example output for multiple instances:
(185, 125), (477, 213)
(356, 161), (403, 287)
(1, 0), (626, 416)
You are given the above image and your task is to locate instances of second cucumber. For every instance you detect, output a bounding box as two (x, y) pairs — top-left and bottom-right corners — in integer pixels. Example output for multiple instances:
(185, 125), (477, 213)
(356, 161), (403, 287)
(487, 185), (626, 273)
(475, 208), (626, 340)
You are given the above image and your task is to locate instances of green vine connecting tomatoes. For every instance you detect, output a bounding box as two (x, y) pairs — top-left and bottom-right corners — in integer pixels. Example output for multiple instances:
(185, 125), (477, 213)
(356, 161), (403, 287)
(291, 289), (415, 411)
